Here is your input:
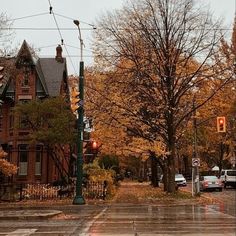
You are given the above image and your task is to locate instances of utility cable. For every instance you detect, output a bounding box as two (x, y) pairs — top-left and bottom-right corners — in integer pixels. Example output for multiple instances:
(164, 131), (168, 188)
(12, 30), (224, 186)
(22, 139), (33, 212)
(0, 27), (234, 31)
(54, 13), (96, 29)
(48, 0), (77, 74)
(65, 44), (93, 53)
(0, 27), (95, 31)
(48, 0), (64, 44)
(10, 12), (49, 21)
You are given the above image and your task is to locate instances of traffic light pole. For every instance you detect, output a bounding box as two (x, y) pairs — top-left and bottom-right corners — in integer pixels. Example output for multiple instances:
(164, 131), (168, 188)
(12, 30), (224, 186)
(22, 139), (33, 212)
(73, 61), (85, 205)
(73, 19), (85, 205)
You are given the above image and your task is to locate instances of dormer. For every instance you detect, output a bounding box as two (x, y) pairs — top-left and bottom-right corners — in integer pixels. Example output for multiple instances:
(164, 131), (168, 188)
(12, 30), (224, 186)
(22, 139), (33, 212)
(15, 40), (36, 70)
(14, 41), (37, 101)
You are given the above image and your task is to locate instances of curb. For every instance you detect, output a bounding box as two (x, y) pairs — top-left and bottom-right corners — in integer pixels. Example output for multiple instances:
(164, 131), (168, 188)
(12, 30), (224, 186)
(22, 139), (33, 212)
(0, 210), (62, 220)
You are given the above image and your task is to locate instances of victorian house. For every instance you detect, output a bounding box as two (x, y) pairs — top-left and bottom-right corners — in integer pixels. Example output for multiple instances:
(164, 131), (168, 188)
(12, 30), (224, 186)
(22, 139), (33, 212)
(0, 40), (70, 184)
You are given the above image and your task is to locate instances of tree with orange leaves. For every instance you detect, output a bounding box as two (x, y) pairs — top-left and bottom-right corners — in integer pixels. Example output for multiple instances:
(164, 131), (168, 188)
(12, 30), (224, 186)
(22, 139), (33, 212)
(0, 147), (17, 176)
(90, 0), (234, 193)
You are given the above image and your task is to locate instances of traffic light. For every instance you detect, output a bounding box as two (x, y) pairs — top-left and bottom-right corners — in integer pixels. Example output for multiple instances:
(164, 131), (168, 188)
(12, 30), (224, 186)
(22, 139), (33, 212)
(90, 140), (99, 155)
(217, 116), (226, 133)
(84, 140), (100, 163)
(91, 140), (98, 150)
(71, 86), (80, 113)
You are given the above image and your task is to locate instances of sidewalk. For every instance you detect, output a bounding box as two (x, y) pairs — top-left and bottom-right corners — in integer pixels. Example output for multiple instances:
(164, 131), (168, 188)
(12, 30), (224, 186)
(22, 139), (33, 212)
(0, 180), (218, 220)
(111, 180), (216, 205)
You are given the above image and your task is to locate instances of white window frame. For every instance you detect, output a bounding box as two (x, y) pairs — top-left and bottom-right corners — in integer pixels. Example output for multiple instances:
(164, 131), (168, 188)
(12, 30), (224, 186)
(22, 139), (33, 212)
(35, 145), (42, 176)
(18, 144), (28, 176)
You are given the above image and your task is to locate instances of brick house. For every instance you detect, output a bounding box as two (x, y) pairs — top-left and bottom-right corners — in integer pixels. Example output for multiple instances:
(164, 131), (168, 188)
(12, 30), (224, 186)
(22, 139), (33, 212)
(0, 40), (71, 184)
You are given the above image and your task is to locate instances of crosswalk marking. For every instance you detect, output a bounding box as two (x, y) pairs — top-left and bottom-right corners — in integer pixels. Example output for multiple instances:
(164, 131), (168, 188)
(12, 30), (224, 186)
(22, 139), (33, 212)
(6, 229), (37, 236)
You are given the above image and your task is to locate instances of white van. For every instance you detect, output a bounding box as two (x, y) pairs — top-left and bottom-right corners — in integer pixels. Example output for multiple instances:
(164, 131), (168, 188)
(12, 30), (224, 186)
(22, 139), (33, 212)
(220, 169), (236, 188)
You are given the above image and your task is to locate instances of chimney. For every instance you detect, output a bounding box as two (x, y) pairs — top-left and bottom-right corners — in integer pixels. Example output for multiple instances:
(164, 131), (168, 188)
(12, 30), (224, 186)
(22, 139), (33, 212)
(55, 44), (63, 63)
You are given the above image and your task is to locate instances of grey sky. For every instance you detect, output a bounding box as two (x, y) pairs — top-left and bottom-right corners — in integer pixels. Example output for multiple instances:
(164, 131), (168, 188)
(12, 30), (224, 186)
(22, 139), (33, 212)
(1, 0), (235, 75)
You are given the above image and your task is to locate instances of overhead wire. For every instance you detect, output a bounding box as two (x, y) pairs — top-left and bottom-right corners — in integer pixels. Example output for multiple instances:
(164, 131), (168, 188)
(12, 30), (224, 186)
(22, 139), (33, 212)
(40, 54), (94, 58)
(6, 6), (96, 74)
(48, 0), (77, 74)
(6, 2), (234, 75)
(10, 12), (49, 21)
(1, 27), (95, 31)
(65, 44), (93, 53)
(53, 13), (96, 29)
(6, 10), (233, 32)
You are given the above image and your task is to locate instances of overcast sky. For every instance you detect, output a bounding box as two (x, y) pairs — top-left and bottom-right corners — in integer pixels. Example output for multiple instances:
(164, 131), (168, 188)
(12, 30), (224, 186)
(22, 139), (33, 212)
(1, 0), (235, 75)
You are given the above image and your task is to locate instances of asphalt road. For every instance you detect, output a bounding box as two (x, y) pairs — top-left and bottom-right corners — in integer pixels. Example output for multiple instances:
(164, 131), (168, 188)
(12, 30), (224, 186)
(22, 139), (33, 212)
(202, 187), (236, 217)
(184, 181), (236, 217)
(0, 203), (235, 235)
(0, 181), (235, 235)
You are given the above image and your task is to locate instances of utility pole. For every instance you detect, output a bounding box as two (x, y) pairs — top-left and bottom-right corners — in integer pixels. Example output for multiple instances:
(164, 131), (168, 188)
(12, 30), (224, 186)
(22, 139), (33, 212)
(73, 20), (85, 205)
(192, 98), (200, 196)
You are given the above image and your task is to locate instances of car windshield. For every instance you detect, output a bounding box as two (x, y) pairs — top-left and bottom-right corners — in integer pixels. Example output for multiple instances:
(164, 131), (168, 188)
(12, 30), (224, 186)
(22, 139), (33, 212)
(175, 174), (184, 178)
(227, 170), (236, 176)
(204, 176), (218, 180)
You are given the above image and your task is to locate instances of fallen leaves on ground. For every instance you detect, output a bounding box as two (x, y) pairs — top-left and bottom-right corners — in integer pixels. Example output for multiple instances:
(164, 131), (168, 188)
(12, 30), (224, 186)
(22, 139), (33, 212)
(0, 181), (220, 207)
(110, 181), (217, 205)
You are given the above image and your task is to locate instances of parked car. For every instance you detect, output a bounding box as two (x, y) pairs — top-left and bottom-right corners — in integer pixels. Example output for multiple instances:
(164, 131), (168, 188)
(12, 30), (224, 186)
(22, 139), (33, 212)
(200, 176), (223, 192)
(220, 169), (236, 188)
(159, 174), (187, 187)
(175, 174), (187, 187)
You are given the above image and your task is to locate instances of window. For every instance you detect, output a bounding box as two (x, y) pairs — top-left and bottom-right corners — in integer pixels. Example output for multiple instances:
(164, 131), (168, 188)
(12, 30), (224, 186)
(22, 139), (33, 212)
(18, 144), (28, 176)
(19, 115), (29, 129)
(21, 69), (30, 87)
(8, 145), (12, 162)
(35, 145), (42, 176)
(9, 113), (14, 129)
(0, 115), (2, 132)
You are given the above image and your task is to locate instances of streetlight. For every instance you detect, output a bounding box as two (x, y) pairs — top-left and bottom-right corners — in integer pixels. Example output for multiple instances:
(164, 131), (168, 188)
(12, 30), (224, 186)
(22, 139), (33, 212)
(73, 19), (85, 205)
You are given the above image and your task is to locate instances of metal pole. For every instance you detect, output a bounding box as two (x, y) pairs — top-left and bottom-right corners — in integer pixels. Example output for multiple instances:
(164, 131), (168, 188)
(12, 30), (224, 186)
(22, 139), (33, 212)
(73, 61), (85, 205)
(192, 98), (200, 196)
(191, 167), (194, 197)
(73, 20), (85, 205)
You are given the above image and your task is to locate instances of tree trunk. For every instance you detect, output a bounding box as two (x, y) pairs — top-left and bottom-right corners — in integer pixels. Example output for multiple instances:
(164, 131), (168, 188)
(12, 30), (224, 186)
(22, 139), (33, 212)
(166, 109), (177, 193)
(167, 154), (176, 192)
(151, 154), (159, 187)
(162, 166), (168, 192)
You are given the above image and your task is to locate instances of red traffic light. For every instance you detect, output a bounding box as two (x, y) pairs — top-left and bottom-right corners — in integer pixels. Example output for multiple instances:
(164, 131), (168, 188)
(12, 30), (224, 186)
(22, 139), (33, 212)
(217, 116), (226, 133)
(92, 141), (98, 149)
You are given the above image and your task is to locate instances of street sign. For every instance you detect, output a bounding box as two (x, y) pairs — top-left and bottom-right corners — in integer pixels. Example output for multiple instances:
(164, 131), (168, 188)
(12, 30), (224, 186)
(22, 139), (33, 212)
(230, 156), (236, 166)
(192, 158), (200, 167)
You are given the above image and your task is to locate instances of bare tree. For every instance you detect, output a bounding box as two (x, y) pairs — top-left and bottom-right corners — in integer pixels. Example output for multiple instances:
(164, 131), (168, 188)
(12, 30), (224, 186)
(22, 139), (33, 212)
(0, 13), (15, 56)
(92, 0), (234, 192)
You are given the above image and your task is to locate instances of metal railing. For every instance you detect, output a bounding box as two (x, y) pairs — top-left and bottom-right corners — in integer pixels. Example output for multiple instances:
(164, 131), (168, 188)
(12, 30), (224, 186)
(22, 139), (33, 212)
(0, 181), (107, 201)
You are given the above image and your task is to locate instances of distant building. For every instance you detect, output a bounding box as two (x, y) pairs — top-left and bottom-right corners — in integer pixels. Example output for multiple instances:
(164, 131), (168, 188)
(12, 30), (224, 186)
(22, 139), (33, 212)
(0, 40), (70, 184)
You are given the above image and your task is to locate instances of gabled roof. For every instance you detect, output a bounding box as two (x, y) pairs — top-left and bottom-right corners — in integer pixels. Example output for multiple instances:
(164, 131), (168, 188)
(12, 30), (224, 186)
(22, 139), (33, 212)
(0, 57), (15, 97)
(15, 40), (36, 67)
(0, 40), (68, 98)
(37, 58), (67, 97)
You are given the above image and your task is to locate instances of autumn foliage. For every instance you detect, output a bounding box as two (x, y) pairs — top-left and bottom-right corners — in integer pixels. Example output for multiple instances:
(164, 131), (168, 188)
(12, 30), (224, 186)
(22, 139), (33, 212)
(85, 0), (236, 193)
(0, 147), (17, 176)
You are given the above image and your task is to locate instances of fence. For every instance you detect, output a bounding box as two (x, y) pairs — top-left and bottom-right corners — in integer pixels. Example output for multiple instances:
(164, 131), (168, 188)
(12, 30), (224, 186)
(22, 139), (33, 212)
(83, 181), (107, 200)
(0, 181), (107, 201)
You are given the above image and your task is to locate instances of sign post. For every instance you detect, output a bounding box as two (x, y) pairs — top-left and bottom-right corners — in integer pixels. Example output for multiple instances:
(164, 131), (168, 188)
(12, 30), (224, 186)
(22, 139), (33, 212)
(192, 158), (200, 196)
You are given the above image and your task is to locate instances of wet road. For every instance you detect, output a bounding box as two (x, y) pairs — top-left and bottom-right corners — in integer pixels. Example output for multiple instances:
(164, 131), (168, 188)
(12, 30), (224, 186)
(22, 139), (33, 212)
(185, 182), (236, 217)
(0, 204), (235, 235)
